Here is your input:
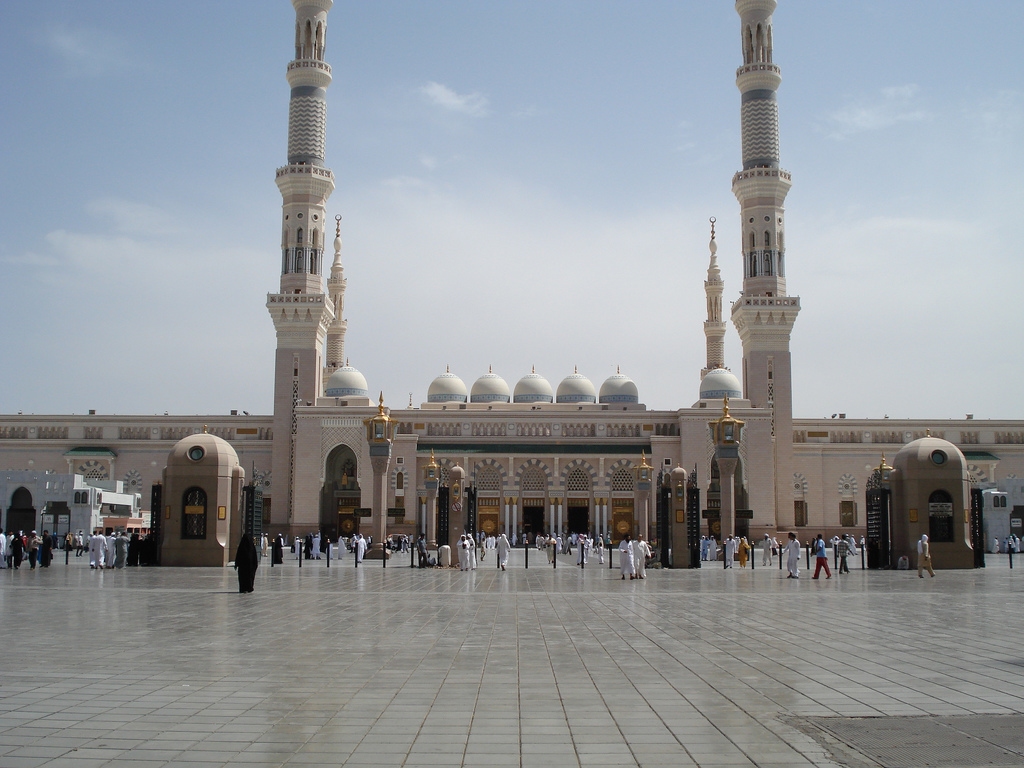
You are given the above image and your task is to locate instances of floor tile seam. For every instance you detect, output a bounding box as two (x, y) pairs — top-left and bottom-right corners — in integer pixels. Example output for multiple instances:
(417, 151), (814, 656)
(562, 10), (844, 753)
(398, 597), (491, 768)
(556, 595), (696, 766)
(590, 603), (803, 764)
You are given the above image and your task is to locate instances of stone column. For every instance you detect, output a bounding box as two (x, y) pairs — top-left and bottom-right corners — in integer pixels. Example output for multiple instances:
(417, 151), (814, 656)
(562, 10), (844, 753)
(366, 447), (390, 558)
(718, 455), (738, 541)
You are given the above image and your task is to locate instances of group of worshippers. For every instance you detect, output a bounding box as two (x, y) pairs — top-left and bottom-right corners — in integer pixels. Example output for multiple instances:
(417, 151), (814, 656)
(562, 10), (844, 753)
(0, 529), (57, 569)
(995, 535), (1021, 554)
(86, 530), (131, 569)
(617, 534), (652, 580)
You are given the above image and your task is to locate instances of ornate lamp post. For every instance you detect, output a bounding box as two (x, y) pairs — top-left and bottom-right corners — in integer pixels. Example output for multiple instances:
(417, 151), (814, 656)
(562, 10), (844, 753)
(364, 393), (396, 559)
(709, 396), (744, 543)
(866, 453), (893, 569)
(670, 464), (690, 568)
(447, 465), (466, 554)
(424, 450), (439, 549)
(635, 451), (653, 542)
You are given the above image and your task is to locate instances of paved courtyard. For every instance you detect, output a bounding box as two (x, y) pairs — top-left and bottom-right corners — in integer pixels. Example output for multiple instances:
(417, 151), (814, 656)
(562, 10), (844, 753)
(1, 548), (1022, 768)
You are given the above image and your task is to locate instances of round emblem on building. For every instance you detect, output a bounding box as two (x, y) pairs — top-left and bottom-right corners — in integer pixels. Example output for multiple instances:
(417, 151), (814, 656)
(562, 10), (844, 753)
(187, 446), (205, 462)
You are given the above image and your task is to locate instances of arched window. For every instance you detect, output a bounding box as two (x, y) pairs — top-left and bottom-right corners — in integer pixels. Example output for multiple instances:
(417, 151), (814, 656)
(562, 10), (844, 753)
(296, 228), (303, 245)
(566, 467), (591, 493)
(294, 250), (304, 273)
(764, 231), (771, 248)
(304, 20), (313, 58)
(182, 486), (207, 540)
(928, 489), (954, 543)
(311, 229), (317, 246)
(315, 22), (324, 59)
(749, 232), (756, 249)
(396, 472), (404, 491)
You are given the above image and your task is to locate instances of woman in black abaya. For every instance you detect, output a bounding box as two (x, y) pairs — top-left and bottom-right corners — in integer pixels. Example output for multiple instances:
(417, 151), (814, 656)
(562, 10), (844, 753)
(272, 534), (284, 565)
(234, 533), (259, 593)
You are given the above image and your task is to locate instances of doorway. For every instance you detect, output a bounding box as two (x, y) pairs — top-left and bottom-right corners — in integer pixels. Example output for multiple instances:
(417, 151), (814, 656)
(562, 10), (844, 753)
(522, 505), (544, 542)
(567, 501), (589, 534)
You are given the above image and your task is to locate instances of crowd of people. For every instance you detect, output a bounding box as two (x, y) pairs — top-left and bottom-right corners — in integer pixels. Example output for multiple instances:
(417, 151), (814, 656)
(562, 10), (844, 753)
(0, 528), (157, 570)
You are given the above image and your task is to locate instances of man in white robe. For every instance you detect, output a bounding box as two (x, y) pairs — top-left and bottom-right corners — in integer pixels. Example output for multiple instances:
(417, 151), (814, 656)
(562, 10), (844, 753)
(707, 537), (718, 563)
(105, 533), (116, 569)
(784, 532), (801, 578)
(723, 536), (735, 568)
(618, 535), (636, 580)
(634, 535), (651, 579)
(596, 536), (604, 564)
(0, 529), (7, 569)
(496, 533), (511, 571)
(89, 531), (106, 569)
(354, 534), (366, 565)
(577, 535), (589, 566)
(762, 534), (774, 566)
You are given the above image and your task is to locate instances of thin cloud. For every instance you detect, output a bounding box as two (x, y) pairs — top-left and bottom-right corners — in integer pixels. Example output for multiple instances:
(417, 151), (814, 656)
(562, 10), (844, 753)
(826, 84), (929, 139)
(419, 81), (490, 117)
(45, 26), (127, 77)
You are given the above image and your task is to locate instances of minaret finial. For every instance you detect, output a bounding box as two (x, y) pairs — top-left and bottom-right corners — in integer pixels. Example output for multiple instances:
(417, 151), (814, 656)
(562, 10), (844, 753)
(710, 216), (716, 240)
(335, 213), (342, 238)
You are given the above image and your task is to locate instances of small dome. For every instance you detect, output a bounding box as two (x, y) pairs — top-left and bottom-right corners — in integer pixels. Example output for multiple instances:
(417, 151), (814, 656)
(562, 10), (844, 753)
(470, 370), (510, 403)
(427, 370), (468, 403)
(556, 370), (597, 404)
(168, 432), (240, 471)
(893, 436), (968, 475)
(599, 371), (638, 404)
(513, 371), (554, 404)
(700, 368), (742, 400)
(325, 365), (369, 398)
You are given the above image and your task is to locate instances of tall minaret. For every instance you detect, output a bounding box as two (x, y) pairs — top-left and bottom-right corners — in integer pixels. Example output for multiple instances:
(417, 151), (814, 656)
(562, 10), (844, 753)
(267, 0), (336, 533)
(729, 0), (800, 529)
(701, 217), (725, 379)
(325, 214), (348, 377)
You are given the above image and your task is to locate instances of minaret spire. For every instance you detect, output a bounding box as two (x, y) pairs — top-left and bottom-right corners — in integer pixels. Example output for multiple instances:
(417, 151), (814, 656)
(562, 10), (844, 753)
(730, 0), (800, 529)
(267, 0), (337, 537)
(325, 213), (348, 377)
(701, 217), (726, 380)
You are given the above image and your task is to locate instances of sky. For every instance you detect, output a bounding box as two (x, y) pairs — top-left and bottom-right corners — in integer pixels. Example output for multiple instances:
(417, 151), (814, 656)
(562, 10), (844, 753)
(1, 1), (1021, 421)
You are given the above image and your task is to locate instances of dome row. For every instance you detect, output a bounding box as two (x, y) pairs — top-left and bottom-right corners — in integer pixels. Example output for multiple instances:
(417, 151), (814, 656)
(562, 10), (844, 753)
(428, 369), (639, 405)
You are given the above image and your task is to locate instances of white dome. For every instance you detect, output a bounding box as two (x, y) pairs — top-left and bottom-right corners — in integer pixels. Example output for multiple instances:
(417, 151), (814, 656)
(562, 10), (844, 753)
(325, 365), (369, 398)
(700, 368), (742, 400)
(470, 370), (510, 403)
(599, 372), (638, 404)
(427, 370), (468, 403)
(556, 371), (597, 404)
(513, 371), (553, 404)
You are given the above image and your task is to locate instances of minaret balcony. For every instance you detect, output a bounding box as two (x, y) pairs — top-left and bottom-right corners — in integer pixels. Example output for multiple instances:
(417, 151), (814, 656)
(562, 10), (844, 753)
(736, 62), (780, 78)
(286, 59), (332, 89)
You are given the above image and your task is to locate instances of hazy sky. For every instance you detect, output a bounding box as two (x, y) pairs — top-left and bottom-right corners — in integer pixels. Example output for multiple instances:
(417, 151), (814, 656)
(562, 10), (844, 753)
(1, 1), (1021, 420)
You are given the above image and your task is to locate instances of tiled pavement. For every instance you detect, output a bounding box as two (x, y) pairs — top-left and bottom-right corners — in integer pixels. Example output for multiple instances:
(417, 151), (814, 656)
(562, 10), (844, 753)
(0, 548), (1022, 767)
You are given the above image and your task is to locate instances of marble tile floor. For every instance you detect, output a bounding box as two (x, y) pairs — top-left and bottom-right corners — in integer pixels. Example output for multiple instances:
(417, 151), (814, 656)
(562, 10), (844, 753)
(0, 550), (1020, 767)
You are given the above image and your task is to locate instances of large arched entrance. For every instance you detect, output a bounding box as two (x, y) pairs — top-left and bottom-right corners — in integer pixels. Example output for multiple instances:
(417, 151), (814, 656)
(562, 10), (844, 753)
(321, 444), (361, 542)
(6, 487), (36, 534)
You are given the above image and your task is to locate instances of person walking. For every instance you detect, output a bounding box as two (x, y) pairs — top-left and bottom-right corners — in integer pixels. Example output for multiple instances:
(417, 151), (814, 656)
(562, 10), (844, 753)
(707, 536), (718, 563)
(618, 535), (636, 580)
(634, 535), (651, 579)
(761, 534), (773, 566)
(784, 532), (801, 578)
(918, 534), (935, 577)
(496, 532), (511, 571)
(738, 537), (750, 568)
(812, 534), (832, 579)
(836, 534), (851, 574)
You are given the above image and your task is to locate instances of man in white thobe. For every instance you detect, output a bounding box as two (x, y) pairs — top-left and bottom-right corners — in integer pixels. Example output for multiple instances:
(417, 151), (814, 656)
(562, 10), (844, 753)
(0, 530), (7, 569)
(618, 536), (636, 579)
(311, 533), (321, 559)
(354, 534), (366, 565)
(762, 534), (774, 566)
(784, 532), (801, 578)
(105, 533), (116, 569)
(723, 536), (735, 568)
(496, 533), (511, 570)
(634, 535), (651, 579)
(89, 531), (106, 569)
(707, 537), (718, 563)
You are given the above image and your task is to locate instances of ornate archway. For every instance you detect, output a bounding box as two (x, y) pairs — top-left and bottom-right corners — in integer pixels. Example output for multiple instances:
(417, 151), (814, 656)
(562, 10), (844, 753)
(321, 443), (361, 541)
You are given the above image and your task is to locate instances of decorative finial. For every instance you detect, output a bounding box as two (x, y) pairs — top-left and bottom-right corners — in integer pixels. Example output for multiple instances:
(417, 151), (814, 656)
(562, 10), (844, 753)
(722, 395), (730, 417)
(574, 364), (578, 374)
(345, 357), (349, 367)
(377, 392), (386, 416)
(616, 364), (621, 375)
(203, 424), (208, 434)
(488, 364), (492, 374)
(446, 363), (450, 373)
(531, 364), (535, 374)
(926, 428), (931, 437)
(409, 392), (413, 407)
(709, 216), (716, 240)
(335, 214), (342, 237)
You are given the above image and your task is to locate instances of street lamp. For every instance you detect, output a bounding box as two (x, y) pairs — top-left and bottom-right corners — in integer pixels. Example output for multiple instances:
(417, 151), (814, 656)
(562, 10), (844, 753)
(424, 450), (439, 548)
(709, 396), (744, 545)
(635, 451), (653, 543)
(363, 393), (396, 560)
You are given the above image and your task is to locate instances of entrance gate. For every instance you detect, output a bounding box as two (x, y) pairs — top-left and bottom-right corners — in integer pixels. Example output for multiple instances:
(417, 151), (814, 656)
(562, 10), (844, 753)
(522, 504), (544, 541)
(970, 487), (986, 568)
(567, 500), (589, 534)
(866, 478), (891, 569)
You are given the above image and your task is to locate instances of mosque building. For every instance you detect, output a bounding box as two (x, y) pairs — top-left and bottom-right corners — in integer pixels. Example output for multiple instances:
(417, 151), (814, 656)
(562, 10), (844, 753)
(2, 0), (1023, 549)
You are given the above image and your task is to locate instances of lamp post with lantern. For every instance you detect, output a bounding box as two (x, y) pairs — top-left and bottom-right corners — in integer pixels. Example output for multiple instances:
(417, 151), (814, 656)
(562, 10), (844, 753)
(709, 396), (744, 544)
(363, 393), (396, 560)
(866, 453), (893, 569)
(635, 451), (653, 542)
(424, 450), (439, 549)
